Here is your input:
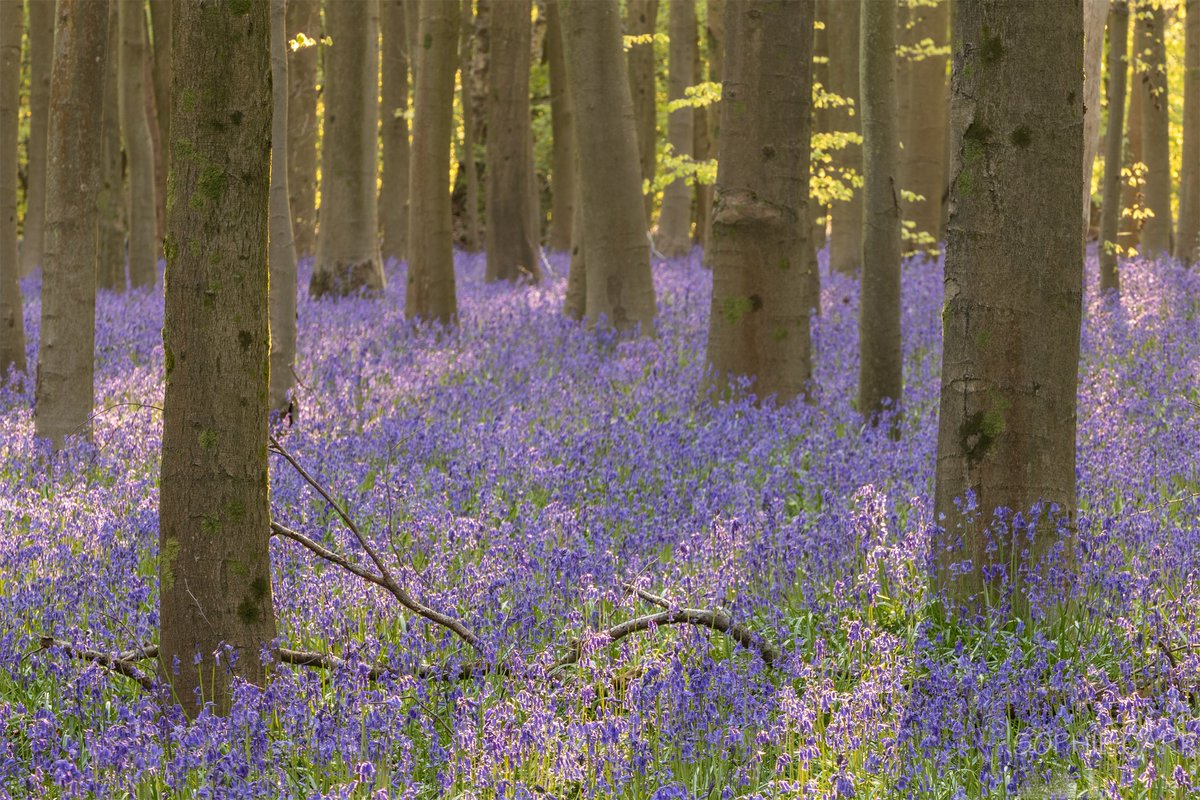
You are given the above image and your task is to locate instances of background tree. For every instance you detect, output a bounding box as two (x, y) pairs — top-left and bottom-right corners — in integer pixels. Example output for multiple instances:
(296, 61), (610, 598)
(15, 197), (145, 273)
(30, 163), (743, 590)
(0, 0), (24, 377)
(827, 0), (862, 274)
(149, 0), (170, 243)
(271, 0), (299, 414)
(119, 0), (158, 288)
(380, 0), (411, 264)
(1177, 0), (1200, 262)
(459, 0), (482, 250)
(407, 0), (460, 323)
(485, 1), (540, 283)
(286, 0), (321, 259)
(1100, 0), (1130, 293)
(706, 0), (814, 404)
(97, 0), (125, 291)
(656, 0), (697, 258)
(695, 0), (725, 253)
(311, 0), (384, 297)
(935, 0), (1083, 612)
(897, 0), (949, 247)
(36, 0), (109, 447)
(19, 0), (55, 277)
(1081, 0), (1107, 244)
(1135, 1), (1172, 257)
(858, 0), (902, 425)
(159, 0), (276, 718)
(546, 0), (575, 253)
(1120, 54), (1144, 252)
(626, 0), (658, 226)
(561, 0), (656, 332)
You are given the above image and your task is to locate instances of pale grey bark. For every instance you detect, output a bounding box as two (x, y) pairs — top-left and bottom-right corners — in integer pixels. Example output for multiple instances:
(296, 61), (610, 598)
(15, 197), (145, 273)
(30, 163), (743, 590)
(626, 0), (658, 225)
(897, 0), (948, 248)
(1177, 0), (1200, 262)
(656, 0), (696, 257)
(827, 0), (862, 274)
(1100, 0), (1129, 293)
(270, 0), (298, 413)
(0, 0), (24, 377)
(119, 0), (158, 288)
(1135, 2), (1172, 258)
(97, 0), (125, 291)
(546, 0), (575, 253)
(286, 0), (321, 258)
(19, 0), (55, 277)
(380, 0), (411, 263)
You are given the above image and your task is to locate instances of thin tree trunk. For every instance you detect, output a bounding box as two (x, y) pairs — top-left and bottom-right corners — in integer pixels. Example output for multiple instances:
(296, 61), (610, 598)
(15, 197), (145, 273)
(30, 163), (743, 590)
(561, 0), (656, 332)
(1082, 0), (1106, 246)
(858, 0), (902, 426)
(97, 0), (125, 291)
(149, 0), (170, 245)
(701, 0), (725, 258)
(286, 0), (321, 259)
(159, 0), (276, 718)
(0, 0), (24, 377)
(1177, 0), (1200, 262)
(1100, 0), (1129, 292)
(935, 0), (1083, 614)
(706, 0), (814, 404)
(692, 28), (710, 251)
(808, 2), (829, 281)
(1120, 54), (1143, 252)
(271, 0), (299, 414)
(485, 0), (540, 282)
(897, 0), (948, 248)
(119, 0), (158, 288)
(460, 0), (481, 250)
(407, 0), (459, 323)
(35, 0), (109, 447)
(827, 0), (862, 274)
(311, 0), (384, 297)
(380, 0), (411, 264)
(1136, 1), (1172, 258)
(19, 0), (55, 277)
(626, 0), (658, 226)
(142, 25), (164, 251)
(564, 172), (585, 319)
(656, 0), (696, 257)
(546, 0), (574, 253)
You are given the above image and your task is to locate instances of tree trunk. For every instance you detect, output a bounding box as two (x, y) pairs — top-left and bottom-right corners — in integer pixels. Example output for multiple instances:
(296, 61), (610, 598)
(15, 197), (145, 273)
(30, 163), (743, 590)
(460, 0), (481, 250)
(97, 0), (125, 291)
(935, 0), (1083, 614)
(1135, 2), (1172, 258)
(141, 25), (164, 250)
(827, 0), (862, 274)
(148, 0), (170, 245)
(286, 0), (320, 259)
(808, 2), (829, 281)
(0, 0), (24, 377)
(706, 0), (814, 404)
(380, 0), (411, 264)
(1120, 53), (1143, 252)
(1177, 0), (1200, 262)
(407, 0), (459, 322)
(19, 0), (55, 277)
(700, 0), (725, 258)
(159, 0), (276, 719)
(270, 0), (299, 414)
(311, 0), (384, 297)
(626, 0), (658, 226)
(561, 0), (656, 332)
(1081, 0), (1106, 246)
(119, 0), (158, 288)
(692, 26), (711, 251)
(1100, 0), (1129, 293)
(35, 0), (109, 447)
(656, 0), (696, 257)
(858, 0), (902, 425)
(546, 0), (575, 253)
(897, 0), (948, 248)
(484, 0), (540, 282)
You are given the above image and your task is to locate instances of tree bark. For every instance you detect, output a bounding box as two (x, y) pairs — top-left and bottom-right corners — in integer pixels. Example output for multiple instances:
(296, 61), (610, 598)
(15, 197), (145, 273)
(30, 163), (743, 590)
(897, 0), (948, 248)
(827, 0), (862, 274)
(119, 0), (158, 288)
(270, 0), (298, 414)
(97, 0), (125, 291)
(700, 0), (724, 257)
(1135, 1), (1172, 258)
(656, 0), (696, 257)
(311, 0), (384, 297)
(935, 0), (1083, 614)
(485, 0), (540, 282)
(407, 0), (459, 323)
(149, 0), (170, 244)
(561, 0), (656, 332)
(380, 0), (411, 264)
(546, 0), (575, 253)
(459, 0), (481, 250)
(1100, 0), (1129, 293)
(0, 0), (24, 377)
(19, 0), (55, 277)
(858, 0), (902, 425)
(626, 0), (658, 226)
(705, 0), (814, 404)
(35, 0), (109, 447)
(286, 0), (321, 259)
(1120, 51), (1143, 252)
(159, 0), (276, 719)
(1081, 0), (1106, 246)
(1177, 0), (1200, 262)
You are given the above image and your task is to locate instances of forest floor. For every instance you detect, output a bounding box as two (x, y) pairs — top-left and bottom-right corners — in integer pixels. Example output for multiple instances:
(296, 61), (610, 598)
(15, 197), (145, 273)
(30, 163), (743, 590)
(0, 250), (1197, 799)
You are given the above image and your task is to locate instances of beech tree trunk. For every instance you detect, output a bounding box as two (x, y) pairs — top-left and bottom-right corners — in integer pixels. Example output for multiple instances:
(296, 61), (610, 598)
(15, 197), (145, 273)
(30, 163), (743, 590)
(459, 0), (481, 250)
(858, 0), (902, 425)
(36, 0), (109, 447)
(935, 0), (1083, 613)
(656, 0), (696, 257)
(406, 0), (459, 323)
(1177, 0), (1200, 262)
(700, 0), (725, 257)
(692, 22), (711, 251)
(626, 0), (658, 225)
(1081, 0), (1106, 244)
(97, 1), (125, 291)
(312, 0), (384, 297)
(546, 0), (575, 253)
(485, 1), (540, 282)
(286, 0), (321, 259)
(560, 0), (656, 332)
(897, 0), (948, 247)
(19, 0), (55, 277)
(380, 0), (411, 264)
(1136, 2), (1172, 258)
(1120, 57), (1143, 252)
(1100, 0), (1129, 293)
(270, 0), (298, 414)
(149, 0), (170, 244)
(827, 0), (862, 274)
(119, 0), (158, 288)
(159, 0), (276, 719)
(0, 0), (24, 377)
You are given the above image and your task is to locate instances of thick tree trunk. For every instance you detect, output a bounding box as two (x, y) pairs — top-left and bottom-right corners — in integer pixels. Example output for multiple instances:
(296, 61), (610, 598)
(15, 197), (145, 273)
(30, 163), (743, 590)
(1135, 2), (1172, 258)
(407, 0), (459, 323)
(1081, 0), (1106, 245)
(706, 0), (814, 404)
(119, 0), (158, 288)
(270, 0), (298, 414)
(0, 0), (24, 377)
(626, 0), (658, 225)
(656, 0), (696, 257)
(312, 0), (384, 297)
(286, 0), (320, 259)
(1100, 0), (1129, 293)
(459, 0), (481, 250)
(827, 0), (862, 274)
(97, 0), (125, 291)
(1177, 0), (1200, 262)
(380, 0), (411, 264)
(858, 0), (902, 425)
(935, 0), (1083, 613)
(36, 0), (109, 447)
(897, 0), (948, 248)
(19, 0), (55, 277)
(546, 0), (575, 253)
(561, 0), (656, 332)
(485, 1), (540, 282)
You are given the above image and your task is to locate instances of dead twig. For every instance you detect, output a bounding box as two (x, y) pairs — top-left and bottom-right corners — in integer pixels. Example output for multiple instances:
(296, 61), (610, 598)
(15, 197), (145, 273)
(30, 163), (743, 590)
(38, 637), (157, 692)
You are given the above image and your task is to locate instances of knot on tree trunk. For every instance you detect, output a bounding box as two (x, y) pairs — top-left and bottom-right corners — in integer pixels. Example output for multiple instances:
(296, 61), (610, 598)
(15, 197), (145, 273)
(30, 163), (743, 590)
(713, 189), (790, 229)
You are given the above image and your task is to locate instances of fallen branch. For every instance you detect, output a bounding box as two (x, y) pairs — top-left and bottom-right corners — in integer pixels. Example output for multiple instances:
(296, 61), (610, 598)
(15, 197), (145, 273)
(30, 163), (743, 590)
(38, 637), (157, 692)
(621, 582), (780, 665)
